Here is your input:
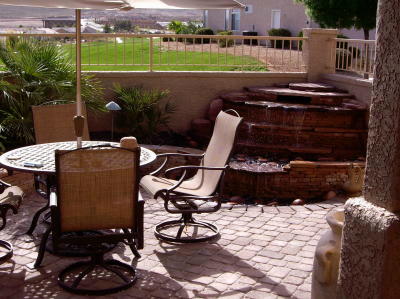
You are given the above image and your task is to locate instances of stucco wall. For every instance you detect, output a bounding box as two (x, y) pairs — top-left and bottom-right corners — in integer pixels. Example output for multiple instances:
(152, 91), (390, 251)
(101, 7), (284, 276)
(206, 0), (375, 39)
(321, 73), (372, 106)
(87, 71), (307, 133)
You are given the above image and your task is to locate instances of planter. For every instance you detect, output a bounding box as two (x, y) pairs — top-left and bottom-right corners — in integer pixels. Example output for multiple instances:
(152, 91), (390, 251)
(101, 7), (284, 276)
(311, 207), (344, 299)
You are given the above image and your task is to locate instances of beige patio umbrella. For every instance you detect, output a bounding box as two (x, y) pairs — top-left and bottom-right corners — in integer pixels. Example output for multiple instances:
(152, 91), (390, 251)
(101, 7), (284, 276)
(0, 0), (244, 147)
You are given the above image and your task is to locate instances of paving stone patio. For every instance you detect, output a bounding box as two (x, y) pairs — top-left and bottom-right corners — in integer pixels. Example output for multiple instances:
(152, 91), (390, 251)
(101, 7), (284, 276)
(0, 172), (345, 299)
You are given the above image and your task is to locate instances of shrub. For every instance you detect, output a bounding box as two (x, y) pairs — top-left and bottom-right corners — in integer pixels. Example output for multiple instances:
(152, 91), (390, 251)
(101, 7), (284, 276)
(194, 28), (214, 44)
(0, 38), (104, 147)
(268, 28), (292, 49)
(336, 48), (352, 69)
(218, 31), (234, 48)
(162, 36), (174, 42)
(298, 31), (303, 50)
(113, 84), (176, 143)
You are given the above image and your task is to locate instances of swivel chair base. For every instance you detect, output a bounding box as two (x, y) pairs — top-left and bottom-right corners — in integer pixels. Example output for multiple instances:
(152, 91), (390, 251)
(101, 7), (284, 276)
(154, 213), (219, 243)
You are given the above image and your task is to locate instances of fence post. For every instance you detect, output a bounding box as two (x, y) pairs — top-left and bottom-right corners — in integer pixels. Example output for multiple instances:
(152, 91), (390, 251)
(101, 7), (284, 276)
(302, 28), (338, 82)
(149, 36), (154, 72)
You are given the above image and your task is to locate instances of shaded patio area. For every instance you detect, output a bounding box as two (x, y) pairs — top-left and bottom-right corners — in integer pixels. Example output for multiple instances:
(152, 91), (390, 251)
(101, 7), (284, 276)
(0, 172), (344, 298)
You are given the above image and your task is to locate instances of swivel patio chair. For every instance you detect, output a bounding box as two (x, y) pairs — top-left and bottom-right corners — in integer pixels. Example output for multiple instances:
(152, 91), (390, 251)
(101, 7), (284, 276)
(32, 102), (90, 144)
(31, 103), (90, 202)
(140, 110), (242, 243)
(34, 144), (143, 295)
(0, 180), (23, 264)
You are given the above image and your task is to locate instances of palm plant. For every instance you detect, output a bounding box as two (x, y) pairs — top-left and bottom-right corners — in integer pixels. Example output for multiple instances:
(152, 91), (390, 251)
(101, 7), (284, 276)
(113, 84), (176, 143)
(0, 37), (104, 147)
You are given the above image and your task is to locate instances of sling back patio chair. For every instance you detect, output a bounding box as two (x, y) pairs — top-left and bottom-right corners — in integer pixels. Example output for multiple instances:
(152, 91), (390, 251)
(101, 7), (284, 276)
(140, 110), (242, 243)
(0, 180), (23, 264)
(32, 102), (90, 144)
(32, 103), (90, 199)
(34, 144), (144, 295)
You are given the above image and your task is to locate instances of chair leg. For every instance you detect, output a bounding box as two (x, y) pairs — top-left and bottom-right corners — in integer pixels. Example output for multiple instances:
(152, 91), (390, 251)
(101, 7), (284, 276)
(122, 229), (141, 259)
(34, 226), (51, 268)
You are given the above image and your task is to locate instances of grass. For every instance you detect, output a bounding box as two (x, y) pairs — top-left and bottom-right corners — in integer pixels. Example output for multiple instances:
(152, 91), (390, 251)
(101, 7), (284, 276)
(63, 37), (267, 72)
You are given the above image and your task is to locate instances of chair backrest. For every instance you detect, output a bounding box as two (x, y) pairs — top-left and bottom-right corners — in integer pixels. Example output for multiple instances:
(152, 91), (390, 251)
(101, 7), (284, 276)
(55, 145), (140, 232)
(32, 103), (90, 144)
(189, 110), (242, 195)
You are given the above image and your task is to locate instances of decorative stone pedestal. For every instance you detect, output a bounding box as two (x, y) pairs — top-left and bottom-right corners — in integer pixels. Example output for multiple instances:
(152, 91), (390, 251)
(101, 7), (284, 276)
(312, 208), (344, 299)
(337, 197), (400, 298)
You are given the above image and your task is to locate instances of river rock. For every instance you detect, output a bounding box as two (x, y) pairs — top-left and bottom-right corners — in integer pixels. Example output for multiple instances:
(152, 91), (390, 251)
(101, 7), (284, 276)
(292, 198), (305, 205)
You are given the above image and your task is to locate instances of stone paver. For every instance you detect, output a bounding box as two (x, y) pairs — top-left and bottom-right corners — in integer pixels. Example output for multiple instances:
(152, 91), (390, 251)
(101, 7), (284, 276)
(0, 172), (342, 299)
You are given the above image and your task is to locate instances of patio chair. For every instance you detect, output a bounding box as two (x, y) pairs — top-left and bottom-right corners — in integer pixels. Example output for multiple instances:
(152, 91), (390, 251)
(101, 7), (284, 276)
(32, 102), (90, 144)
(0, 180), (23, 264)
(140, 110), (242, 243)
(32, 103), (90, 199)
(34, 144), (143, 295)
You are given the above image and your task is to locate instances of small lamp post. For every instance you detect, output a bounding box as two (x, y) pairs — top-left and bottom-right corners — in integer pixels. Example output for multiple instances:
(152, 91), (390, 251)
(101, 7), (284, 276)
(105, 101), (121, 141)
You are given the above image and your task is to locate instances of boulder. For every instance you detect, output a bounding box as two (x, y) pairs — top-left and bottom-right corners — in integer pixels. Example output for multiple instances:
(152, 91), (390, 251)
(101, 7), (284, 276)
(207, 98), (223, 121)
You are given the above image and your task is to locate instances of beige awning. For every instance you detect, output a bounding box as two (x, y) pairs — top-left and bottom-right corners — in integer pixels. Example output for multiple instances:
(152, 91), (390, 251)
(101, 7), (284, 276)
(0, 0), (244, 9)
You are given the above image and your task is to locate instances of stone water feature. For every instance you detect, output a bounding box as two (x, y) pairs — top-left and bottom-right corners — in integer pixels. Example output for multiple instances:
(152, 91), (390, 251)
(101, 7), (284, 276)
(190, 83), (368, 201)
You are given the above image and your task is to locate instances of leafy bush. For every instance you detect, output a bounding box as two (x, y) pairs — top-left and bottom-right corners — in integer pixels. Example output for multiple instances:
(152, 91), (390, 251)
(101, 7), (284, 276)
(336, 48), (352, 69)
(113, 84), (176, 143)
(218, 31), (234, 48)
(0, 38), (104, 147)
(194, 28), (214, 44)
(268, 28), (292, 49)
(298, 31), (303, 50)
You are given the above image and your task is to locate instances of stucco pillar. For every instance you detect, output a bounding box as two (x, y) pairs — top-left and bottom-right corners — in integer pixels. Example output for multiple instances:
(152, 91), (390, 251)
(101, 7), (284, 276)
(302, 28), (338, 82)
(337, 0), (400, 298)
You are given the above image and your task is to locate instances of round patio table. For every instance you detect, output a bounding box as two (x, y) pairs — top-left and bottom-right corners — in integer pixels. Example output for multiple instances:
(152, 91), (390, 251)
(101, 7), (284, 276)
(0, 141), (156, 174)
(0, 141), (156, 235)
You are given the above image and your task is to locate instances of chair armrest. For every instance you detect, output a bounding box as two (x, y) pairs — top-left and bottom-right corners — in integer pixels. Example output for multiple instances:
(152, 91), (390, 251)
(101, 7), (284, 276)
(0, 180), (11, 194)
(49, 191), (57, 207)
(164, 165), (229, 193)
(165, 165), (228, 177)
(150, 152), (205, 176)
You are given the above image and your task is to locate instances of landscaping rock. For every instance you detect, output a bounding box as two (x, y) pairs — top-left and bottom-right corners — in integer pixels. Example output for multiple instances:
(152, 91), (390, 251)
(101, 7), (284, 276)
(324, 191), (337, 201)
(207, 98), (223, 121)
(291, 198), (305, 205)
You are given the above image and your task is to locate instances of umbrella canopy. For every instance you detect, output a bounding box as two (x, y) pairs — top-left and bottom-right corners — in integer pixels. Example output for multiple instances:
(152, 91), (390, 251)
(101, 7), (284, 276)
(0, 0), (244, 9)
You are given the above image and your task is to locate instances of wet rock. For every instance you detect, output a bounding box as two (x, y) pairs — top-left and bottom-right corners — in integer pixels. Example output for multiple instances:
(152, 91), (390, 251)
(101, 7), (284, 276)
(207, 98), (223, 121)
(191, 118), (212, 138)
(258, 157), (269, 163)
(267, 201), (278, 206)
(236, 157), (246, 162)
(324, 191), (337, 201)
(318, 157), (335, 161)
(294, 157), (304, 161)
(188, 140), (199, 148)
(291, 198), (305, 205)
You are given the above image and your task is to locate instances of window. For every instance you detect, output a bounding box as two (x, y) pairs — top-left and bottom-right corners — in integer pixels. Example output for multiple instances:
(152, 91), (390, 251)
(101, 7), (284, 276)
(271, 10), (281, 29)
(231, 9), (241, 31)
(244, 5), (253, 14)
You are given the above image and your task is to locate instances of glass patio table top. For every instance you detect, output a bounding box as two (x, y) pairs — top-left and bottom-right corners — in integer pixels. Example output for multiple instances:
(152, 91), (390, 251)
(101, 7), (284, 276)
(0, 141), (156, 174)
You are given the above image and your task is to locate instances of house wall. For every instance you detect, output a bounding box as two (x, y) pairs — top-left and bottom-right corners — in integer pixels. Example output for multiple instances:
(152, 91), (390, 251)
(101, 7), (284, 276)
(87, 71), (307, 133)
(205, 0), (376, 39)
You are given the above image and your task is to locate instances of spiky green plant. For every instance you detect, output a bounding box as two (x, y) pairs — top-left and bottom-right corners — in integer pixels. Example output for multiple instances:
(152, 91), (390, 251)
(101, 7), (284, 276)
(0, 37), (104, 147)
(113, 84), (176, 143)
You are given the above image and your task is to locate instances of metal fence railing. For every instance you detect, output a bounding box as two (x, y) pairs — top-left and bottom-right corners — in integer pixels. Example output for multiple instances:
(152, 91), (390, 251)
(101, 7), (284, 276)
(333, 38), (376, 78)
(0, 33), (306, 72)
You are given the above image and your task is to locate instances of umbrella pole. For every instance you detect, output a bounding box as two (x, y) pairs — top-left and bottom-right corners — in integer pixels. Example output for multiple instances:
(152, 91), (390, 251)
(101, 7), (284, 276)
(74, 9), (84, 148)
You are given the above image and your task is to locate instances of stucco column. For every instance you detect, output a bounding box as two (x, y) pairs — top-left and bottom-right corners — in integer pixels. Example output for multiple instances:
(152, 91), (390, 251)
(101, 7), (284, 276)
(337, 0), (400, 298)
(302, 28), (338, 82)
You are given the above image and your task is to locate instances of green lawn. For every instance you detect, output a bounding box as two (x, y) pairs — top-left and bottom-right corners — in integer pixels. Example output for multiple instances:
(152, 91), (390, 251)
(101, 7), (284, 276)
(64, 38), (267, 71)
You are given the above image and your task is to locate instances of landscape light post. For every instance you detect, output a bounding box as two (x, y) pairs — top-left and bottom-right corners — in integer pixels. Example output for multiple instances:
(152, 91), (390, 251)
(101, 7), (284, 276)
(105, 101), (121, 141)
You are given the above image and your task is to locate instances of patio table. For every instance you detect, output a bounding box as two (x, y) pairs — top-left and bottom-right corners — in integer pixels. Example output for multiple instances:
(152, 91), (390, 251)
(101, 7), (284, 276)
(0, 141), (156, 235)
